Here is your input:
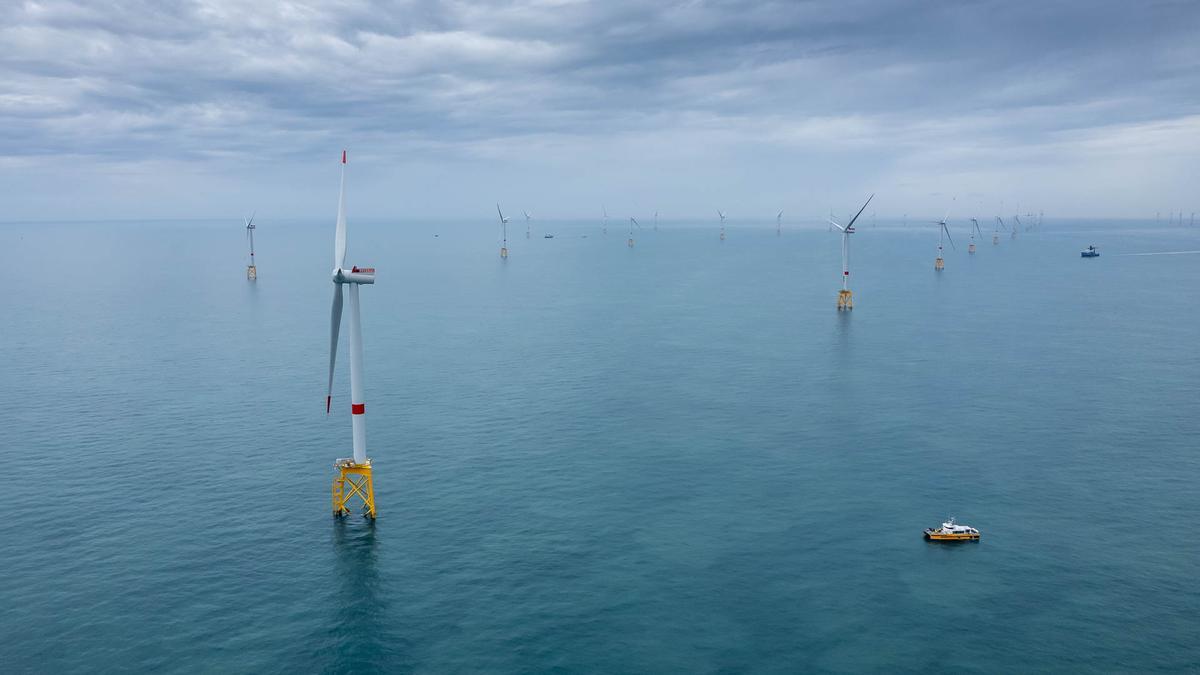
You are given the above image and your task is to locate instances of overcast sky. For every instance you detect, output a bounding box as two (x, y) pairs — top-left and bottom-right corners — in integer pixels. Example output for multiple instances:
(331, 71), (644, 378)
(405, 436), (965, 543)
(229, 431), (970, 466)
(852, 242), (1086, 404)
(1, 0), (1197, 221)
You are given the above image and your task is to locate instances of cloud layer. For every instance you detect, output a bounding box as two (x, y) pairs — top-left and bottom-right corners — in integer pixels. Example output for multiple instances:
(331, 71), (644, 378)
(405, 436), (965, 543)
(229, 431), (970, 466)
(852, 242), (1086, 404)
(1, 0), (1197, 219)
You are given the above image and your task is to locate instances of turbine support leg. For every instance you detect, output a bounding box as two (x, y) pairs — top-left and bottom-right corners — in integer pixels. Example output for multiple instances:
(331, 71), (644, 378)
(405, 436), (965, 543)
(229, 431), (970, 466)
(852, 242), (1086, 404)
(935, 257), (944, 271)
(247, 265), (256, 280)
(332, 458), (376, 519)
(837, 289), (853, 311)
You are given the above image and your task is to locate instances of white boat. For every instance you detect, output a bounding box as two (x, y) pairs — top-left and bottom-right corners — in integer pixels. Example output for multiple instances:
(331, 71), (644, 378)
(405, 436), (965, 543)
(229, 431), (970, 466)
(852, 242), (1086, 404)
(924, 517), (980, 541)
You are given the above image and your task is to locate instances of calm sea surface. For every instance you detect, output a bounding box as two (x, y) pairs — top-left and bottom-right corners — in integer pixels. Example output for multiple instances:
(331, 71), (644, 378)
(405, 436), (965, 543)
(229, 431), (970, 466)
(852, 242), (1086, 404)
(1, 217), (1197, 672)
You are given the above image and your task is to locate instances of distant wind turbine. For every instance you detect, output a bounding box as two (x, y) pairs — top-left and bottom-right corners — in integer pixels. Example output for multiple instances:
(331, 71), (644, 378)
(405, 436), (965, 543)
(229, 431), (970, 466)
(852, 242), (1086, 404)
(829, 194), (873, 311)
(717, 210), (727, 240)
(628, 217), (638, 248)
(244, 212), (257, 280)
(969, 218), (983, 255)
(496, 204), (509, 259)
(524, 210), (532, 238)
(776, 210), (783, 236)
(934, 213), (955, 270)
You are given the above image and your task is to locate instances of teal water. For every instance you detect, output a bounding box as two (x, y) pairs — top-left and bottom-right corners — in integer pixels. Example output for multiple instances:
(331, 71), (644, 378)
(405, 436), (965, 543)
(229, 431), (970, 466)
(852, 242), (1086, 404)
(1, 218), (1198, 672)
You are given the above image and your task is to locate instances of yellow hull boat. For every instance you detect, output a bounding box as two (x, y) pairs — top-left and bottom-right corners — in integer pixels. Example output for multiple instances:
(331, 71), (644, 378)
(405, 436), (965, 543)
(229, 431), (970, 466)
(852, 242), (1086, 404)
(924, 518), (980, 541)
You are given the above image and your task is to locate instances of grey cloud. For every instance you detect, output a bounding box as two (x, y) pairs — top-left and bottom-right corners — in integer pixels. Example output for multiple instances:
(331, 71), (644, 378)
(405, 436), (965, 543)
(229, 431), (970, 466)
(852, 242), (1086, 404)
(0, 0), (1197, 218)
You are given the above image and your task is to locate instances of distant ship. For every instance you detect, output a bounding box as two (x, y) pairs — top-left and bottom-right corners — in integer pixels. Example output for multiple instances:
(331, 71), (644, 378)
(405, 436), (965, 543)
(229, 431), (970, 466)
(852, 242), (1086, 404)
(1081, 245), (1099, 258)
(924, 517), (980, 541)
(544, 233), (554, 239)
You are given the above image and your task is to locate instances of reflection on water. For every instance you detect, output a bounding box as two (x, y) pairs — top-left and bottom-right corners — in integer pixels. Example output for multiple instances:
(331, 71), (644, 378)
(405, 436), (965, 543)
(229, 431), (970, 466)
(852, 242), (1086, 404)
(328, 518), (395, 670)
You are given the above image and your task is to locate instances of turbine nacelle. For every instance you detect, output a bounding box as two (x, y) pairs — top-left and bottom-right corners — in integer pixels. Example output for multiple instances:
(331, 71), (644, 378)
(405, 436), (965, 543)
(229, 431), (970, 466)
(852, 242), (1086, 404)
(333, 266), (377, 285)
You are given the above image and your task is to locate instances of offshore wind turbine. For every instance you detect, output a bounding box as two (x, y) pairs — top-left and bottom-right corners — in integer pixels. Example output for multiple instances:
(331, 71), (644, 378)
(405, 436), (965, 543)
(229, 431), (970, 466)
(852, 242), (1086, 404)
(244, 212), (257, 280)
(1011, 213), (1021, 239)
(654, 211), (659, 231)
(934, 214), (955, 270)
(718, 210), (727, 240)
(628, 217), (638, 247)
(524, 210), (532, 238)
(776, 210), (783, 236)
(602, 206), (609, 234)
(326, 150), (378, 519)
(829, 194), (873, 311)
(496, 204), (510, 258)
(993, 216), (1006, 245)
(969, 218), (983, 254)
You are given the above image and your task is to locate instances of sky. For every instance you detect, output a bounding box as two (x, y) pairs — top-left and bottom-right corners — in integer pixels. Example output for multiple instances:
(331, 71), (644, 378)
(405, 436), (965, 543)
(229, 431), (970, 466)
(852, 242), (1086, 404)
(1, 0), (1197, 221)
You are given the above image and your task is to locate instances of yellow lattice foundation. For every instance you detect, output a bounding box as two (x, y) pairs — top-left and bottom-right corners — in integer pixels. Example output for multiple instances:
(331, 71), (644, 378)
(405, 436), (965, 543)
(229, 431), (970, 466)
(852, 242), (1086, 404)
(935, 256), (944, 270)
(500, 247), (508, 259)
(332, 459), (376, 519)
(837, 289), (853, 311)
(628, 238), (634, 247)
(247, 264), (257, 280)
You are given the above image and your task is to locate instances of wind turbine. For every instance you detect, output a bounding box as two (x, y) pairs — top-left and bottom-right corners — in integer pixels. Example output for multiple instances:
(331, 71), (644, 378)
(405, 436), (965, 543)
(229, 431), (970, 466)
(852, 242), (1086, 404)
(829, 194), (873, 311)
(993, 216), (1006, 245)
(628, 216), (638, 247)
(497, 204), (509, 258)
(654, 211), (659, 231)
(602, 206), (608, 234)
(718, 210), (727, 240)
(244, 212), (257, 280)
(524, 210), (532, 238)
(969, 218), (983, 255)
(1011, 213), (1021, 240)
(776, 209), (783, 236)
(326, 150), (378, 519)
(934, 213), (955, 270)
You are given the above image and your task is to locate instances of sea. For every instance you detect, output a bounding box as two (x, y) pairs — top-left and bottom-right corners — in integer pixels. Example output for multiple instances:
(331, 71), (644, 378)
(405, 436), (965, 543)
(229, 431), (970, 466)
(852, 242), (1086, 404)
(1, 216), (1197, 673)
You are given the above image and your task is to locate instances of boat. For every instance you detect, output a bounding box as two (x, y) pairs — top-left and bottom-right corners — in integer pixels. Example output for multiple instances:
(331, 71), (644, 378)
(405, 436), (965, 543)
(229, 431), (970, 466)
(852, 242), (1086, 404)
(924, 517), (980, 541)
(1081, 245), (1099, 258)
(544, 233), (554, 239)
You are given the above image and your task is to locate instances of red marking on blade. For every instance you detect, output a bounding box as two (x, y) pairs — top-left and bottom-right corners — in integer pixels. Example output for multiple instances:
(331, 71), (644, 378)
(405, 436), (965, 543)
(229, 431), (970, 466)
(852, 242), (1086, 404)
(352, 403), (365, 415)
(342, 150), (346, 164)
(326, 396), (331, 414)
(844, 271), (849, 276)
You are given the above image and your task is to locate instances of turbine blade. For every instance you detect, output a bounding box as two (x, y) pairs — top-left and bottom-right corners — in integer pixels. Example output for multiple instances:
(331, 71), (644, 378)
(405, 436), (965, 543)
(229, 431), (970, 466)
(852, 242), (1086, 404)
(327, 284), (344, 414)
(845, 193), (874, 229)
(944, 224), (956, 250)
(829, 218), (846, 232)
(335, 153), (347, 269)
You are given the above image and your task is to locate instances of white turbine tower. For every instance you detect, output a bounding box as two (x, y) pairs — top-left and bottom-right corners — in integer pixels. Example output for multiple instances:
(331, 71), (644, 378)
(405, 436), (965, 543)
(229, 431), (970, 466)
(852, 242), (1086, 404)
(829, 194), (873, 311)
(628, 216), (638, 247)
(602, 206), (609, 234)
(969, 218), (982, 254)
(497, 204), (509, 258)
(934, 214), (955, 270)
(326, 150), (378, 518)
(524, 210), (532, 238)
(245, 212), (257, 280)
(1012, 213), (1022, 239)
(776, 209), (783, 236)
(718, 210), (727, 240)
(993, 216), (1006, 245)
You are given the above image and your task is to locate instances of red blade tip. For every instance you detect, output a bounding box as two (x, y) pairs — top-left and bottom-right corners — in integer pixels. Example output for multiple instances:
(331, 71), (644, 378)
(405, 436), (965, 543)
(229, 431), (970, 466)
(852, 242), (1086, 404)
(326, 396), (331, 414)
(341, 150), (346, 164)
